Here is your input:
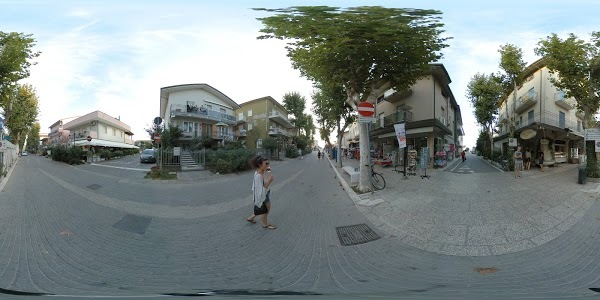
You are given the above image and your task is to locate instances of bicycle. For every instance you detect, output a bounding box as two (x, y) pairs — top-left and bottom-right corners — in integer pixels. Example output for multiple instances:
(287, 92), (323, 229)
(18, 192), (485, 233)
(370, 163), (386, 190)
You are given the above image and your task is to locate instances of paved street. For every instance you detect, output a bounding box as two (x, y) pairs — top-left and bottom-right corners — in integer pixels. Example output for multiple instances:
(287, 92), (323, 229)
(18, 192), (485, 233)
(0, 154), (599, 297)
(448, 152), (502, 174)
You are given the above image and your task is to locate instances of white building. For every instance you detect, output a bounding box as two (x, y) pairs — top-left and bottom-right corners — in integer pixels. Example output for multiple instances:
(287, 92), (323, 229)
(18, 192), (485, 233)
(159, 83), (240, 144)
(62, 111), (137, 149)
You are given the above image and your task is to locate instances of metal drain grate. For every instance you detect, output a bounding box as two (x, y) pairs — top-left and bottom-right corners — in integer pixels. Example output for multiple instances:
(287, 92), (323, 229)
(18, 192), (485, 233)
(336, 224), (380, 246)
(87, 184), (102, 190)
(113, 214), (152, 235)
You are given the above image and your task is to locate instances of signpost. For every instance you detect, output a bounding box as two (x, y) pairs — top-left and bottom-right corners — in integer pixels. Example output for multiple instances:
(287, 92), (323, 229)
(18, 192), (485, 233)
(420, 147), (430, 179)
(358, 101), (376, 187)
(357, 102), (375, 117)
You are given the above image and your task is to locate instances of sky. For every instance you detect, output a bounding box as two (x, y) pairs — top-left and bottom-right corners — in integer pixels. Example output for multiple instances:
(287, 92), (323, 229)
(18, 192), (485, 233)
(1, 0), (598, 149)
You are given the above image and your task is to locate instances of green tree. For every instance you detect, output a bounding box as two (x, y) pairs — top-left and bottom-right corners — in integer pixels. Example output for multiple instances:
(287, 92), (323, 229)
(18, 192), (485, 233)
(466, 73), (504, 162)
(255, 6), (449, 192)
(535, 32), (600, 167)
(476, 130), (491, 159)
(0, 32), (40, 92)
(262, 137), (278, 159)
(312, 83), (355, 167)
(26, 122), (40, 152)
(282, 91), (306, 123)
(2, 84), (39, 150)
(498, 44), (527, 138)
(160, 125), (182, 149)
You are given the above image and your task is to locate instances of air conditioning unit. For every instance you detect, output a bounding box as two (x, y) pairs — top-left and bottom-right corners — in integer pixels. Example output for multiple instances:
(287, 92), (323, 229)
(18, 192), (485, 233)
(91, 121), (96, 125)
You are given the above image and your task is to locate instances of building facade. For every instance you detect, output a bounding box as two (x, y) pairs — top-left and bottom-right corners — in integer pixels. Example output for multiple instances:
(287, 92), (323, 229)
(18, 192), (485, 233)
(62, 111), (137, 150)
(235, 96), (295, 148)
(48, 116), (79, 145)
(160, 84), (240, 144)
(369, 64), (464, 168)
(493, 58), (585, 164)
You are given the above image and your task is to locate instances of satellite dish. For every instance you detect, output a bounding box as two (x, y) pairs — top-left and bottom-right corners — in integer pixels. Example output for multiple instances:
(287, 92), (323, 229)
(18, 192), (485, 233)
(520, 129), (537, 140)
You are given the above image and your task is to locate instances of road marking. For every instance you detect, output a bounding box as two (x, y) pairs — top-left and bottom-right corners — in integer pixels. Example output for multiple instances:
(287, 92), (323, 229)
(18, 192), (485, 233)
(450, 162), (463, 172)
(90, 163), (149, 172)
(479, 157), (504, 172)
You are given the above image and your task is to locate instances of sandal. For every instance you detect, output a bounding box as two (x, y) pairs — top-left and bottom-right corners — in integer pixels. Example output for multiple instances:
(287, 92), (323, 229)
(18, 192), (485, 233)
(263, 224), (277, 229)
(246, 218), (256, 224)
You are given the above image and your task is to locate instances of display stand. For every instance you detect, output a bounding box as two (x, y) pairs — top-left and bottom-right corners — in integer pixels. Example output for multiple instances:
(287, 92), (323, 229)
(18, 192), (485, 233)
(420, 147), (430, 179)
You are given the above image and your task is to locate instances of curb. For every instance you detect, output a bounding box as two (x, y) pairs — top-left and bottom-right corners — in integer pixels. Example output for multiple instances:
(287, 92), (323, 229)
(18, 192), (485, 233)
(443, 158), (462, 171)
(325, 155), (363, 204)
(480, 156), (505, 172)
(0, 156), (20, 192)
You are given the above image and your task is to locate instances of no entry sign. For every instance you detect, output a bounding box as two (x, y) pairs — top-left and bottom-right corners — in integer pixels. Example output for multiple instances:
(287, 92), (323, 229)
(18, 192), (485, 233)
(357, 102), (375, 117)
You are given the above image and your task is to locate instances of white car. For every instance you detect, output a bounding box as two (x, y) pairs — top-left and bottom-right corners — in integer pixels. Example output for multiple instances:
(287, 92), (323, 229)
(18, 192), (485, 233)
(21, 150), (28, 156)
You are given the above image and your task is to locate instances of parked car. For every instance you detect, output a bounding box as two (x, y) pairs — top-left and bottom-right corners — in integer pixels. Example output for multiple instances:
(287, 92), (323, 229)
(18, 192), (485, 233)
(140, 149), (156, 163)
(21, 150), (28, 156)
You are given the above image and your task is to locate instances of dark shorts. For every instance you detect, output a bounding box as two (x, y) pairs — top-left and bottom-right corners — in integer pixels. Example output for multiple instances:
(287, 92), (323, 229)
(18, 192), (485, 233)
(525, 158), (531, 163)
(254, 191), (271, 215)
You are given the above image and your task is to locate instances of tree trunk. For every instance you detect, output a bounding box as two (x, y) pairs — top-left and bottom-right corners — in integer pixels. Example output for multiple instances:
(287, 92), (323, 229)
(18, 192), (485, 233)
(358, 122), (372, 192)
(337, 119), (343, 168)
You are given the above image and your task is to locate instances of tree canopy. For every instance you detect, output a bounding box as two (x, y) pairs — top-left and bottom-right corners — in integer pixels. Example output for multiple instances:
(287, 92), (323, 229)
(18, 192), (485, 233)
(254, 6), (449, 192)
(534, 32), (600, 128)
(26, 122), (40, 152)
(466, 73), (503, 129)
(0, 32), (40, 94)
(2, 84), (39, 148)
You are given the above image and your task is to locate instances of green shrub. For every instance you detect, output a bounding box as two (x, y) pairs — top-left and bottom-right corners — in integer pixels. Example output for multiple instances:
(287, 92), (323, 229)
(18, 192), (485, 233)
(113, 150), (124, 158)
(587, 141), (600, 178)
(204, 148), (257, 174)
(285, 145), (299, 158)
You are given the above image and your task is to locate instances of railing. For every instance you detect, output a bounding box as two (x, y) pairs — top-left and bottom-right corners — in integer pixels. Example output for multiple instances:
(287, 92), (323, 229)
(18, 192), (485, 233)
(515, 110), (584, 135)
(170, 104), (236, 124)
(268, 111), (290, 121)
(269, 128), (290, 136)
(236, 130), (247, 137)
(371, 110), (414, 130)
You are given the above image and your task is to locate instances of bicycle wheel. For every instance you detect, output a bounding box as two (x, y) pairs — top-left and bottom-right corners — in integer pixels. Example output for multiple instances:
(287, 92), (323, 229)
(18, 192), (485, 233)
(371, 173), (386, 190)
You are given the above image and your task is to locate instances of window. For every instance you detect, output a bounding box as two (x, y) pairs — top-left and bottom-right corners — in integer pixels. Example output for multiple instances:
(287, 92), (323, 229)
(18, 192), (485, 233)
(578, 120), (582, 132)
(519, 116), (522, 126)
(247, 110), (252, 117)
(527, 87), (535, 99)
(104, 126), (107, 134)
(559, 111), (566, 128)
(238, 112), (243, 120)
(248, 123), (253, 131)
(557, 91), (565, 101)
(183, 121), (193, 132)
(113, 128), (116, 136)
(528, 110), (534, 125)
(376, 95), (385, 104)
(120, 131), (122, 137)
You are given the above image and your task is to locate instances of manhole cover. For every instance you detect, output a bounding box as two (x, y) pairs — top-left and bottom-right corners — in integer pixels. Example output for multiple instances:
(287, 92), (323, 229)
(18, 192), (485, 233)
(87, 184), (102, 190)
(475, 267), (498, 274)
(336, 224), (380, 246)
(113, 214), (152, 235)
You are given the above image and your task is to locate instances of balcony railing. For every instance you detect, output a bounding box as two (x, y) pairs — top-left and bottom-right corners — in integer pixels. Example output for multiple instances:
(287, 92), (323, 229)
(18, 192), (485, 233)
(515, 92), (538, 114)
(170, 104), (236, 124)
(371, 110), (413, 130)
(268, 128), (290, 136)
(515, 110), (584, 135)
(554, 92), (576, 110)
(235, 130), (247, 137)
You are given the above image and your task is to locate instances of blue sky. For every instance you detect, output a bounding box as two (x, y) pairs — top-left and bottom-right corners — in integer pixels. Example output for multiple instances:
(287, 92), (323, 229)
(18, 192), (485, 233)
(1, 0), (598, 147)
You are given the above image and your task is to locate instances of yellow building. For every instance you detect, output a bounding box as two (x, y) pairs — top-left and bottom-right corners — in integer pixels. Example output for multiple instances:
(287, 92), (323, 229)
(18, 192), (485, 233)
(235, 96), (295, 148)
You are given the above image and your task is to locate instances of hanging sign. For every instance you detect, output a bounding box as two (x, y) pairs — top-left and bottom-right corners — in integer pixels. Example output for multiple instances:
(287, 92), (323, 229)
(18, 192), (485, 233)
(393, 123), (406, 148)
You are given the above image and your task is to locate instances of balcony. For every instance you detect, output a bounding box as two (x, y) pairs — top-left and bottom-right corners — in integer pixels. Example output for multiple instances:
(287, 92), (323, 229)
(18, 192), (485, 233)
(371, 110), (413, 131)
(72, 131), (98, 141)
(268, 111), (294, 128)
(383, 89), (413, 103)
(517, 110), (584, 136)
(236, 116), (247, 125)
(554, 92), (575, 110)
(215, 133), (234, 141)
(268, 128), (290, 137)
(170, 104), (236, 125)
(515, 92), (538, 114)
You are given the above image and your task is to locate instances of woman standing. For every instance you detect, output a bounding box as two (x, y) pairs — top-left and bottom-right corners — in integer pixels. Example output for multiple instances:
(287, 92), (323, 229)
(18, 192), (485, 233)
(246, 156), (276, 229)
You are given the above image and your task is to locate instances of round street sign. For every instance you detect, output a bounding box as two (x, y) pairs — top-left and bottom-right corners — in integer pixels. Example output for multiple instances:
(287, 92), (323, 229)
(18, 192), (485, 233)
(87, 136), (92, 142)
(154, 117), (163, 125)
(357, 102), (375, 117)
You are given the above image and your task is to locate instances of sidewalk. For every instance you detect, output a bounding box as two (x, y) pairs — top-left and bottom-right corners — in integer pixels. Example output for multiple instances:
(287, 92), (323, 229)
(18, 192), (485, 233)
(328, 154), (599, 256)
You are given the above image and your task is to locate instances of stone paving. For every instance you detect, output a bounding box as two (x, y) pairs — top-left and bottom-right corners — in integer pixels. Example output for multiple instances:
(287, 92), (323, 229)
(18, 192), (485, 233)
(331, 153), (598, 256)
(0, 154), (599, 298)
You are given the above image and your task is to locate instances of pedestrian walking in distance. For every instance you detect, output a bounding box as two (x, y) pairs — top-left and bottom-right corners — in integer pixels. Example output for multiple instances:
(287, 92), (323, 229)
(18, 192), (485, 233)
(246, 156), (276, 229)
(514, 146), (523, 178)
(461, 150), (466, 162)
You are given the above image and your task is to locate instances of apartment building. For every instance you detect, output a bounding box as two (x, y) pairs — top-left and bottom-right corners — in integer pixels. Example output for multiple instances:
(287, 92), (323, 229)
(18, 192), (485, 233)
(235, 96), (295, 148)
(160, 84), (240, 144)
(369, 64), (465, 167)
(493, 58), (585, 164)
(48, 116), (79, 145)
(62, 111), (137, 150)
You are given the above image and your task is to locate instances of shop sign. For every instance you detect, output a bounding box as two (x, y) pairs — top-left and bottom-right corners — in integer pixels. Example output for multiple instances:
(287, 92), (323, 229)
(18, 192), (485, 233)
(586, 128), (600, 140)
(595, 141), (600, 153)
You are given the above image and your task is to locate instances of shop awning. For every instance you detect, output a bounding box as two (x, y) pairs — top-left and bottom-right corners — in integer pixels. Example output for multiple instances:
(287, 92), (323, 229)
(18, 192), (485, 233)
(74, 139), (139, 149)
